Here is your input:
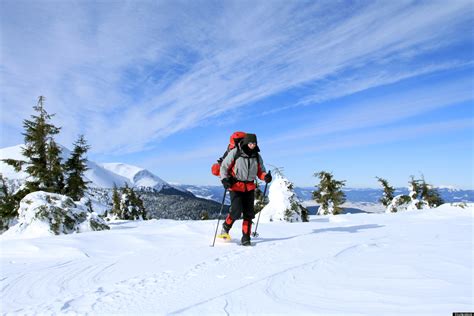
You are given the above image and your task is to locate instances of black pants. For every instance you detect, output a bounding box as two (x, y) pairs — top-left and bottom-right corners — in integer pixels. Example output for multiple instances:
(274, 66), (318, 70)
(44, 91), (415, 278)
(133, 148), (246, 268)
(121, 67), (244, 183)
(229, 190), (255, 221)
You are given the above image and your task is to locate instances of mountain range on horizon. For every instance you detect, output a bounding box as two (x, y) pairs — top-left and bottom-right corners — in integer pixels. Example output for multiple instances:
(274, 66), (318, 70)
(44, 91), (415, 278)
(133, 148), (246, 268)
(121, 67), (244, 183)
(1, 144), (473, 204)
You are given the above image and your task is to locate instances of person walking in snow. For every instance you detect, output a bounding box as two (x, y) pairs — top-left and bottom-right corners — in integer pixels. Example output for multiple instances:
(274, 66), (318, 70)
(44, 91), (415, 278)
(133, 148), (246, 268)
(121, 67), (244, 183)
(219, 133), (272, 246)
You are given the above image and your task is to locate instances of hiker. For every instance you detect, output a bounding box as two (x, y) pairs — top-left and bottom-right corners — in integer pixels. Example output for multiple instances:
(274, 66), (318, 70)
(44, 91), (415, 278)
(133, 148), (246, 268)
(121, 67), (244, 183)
(219, 133), (272, 245)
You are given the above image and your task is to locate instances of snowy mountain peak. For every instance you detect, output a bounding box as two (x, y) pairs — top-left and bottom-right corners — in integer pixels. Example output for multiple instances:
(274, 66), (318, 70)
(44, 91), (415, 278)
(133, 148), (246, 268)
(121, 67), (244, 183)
(101, 163), (168, 190)
(0, 144), (169, 191)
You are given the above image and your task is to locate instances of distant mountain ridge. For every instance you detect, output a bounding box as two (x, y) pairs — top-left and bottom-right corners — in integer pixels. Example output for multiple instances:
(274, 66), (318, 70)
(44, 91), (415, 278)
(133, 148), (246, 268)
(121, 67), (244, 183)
(2, 144), (472, 205)
(174, 184), (474, 204)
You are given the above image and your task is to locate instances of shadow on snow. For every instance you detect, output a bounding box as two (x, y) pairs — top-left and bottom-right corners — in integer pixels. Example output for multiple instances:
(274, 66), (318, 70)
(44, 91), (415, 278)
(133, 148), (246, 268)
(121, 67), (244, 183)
(253, 224), (384, 245)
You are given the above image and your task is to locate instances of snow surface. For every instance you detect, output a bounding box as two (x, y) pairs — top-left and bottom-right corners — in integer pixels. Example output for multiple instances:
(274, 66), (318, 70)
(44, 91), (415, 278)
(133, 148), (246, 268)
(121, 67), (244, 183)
(1, 204), (472, 315)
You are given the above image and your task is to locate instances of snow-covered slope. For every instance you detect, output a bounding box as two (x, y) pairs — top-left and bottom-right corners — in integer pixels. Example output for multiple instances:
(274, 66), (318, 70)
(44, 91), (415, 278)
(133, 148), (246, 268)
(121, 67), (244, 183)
(1, 204), (472, 314)
(0, 144), (31, 180)
(101, 163), (168, 190)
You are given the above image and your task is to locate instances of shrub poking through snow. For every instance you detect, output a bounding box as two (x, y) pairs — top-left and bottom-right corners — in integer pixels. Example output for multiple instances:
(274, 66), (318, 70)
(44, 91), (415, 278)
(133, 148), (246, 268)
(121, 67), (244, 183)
(3, 191), (109, 237)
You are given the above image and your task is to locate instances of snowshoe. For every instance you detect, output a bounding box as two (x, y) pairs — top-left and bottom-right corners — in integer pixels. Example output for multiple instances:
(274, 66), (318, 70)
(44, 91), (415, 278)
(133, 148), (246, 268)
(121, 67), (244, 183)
(217, 232), (231, 241)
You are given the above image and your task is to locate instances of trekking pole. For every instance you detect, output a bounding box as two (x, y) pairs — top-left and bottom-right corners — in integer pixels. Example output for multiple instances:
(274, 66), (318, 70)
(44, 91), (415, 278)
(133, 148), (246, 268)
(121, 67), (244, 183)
(252, 182), (268, 238)
(211, 189), (228, 247)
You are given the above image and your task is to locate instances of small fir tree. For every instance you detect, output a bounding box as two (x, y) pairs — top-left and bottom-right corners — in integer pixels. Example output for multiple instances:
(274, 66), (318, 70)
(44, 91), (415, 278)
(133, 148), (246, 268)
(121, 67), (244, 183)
(408, 176), (425, 209)
(386, 175), (441, 213)
(0, 174), (31, 230)
(0, 174), (17, 231)
(419, 177), (444, 207)
(109, 184), (147, 220)
(376, 177), (395, 207)
(64, 135), (91, 200)
(110, 184), (121, 218)
(313, 171), (346, 215)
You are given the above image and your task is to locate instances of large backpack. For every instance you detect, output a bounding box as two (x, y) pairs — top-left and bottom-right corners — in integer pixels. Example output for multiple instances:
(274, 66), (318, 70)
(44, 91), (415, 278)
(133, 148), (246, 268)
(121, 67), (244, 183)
(211, 131), (246, 176)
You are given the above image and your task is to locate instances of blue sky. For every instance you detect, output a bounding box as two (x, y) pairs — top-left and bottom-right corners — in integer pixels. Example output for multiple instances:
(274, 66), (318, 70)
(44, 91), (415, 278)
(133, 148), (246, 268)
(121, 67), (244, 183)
(1, 0), (473, 188)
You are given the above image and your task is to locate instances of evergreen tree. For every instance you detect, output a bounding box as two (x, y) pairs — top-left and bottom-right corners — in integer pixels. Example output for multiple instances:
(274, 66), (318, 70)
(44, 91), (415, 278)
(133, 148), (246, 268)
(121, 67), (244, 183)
(0, 174), (17, 231)
(110, 184), (121, 218)
(376, 177), (395, 207)
(109, 184), (147, 220)
(408, 176), (425, 209)
(3, 96), (62, 193)
(419, 176), (444, 207)
(46, 139), (64, 193)
(299, 203), (310, 222)
(64, 135), (90, 200)
(126, 187), (146, 220)
(313, 171), (346, 215)
(0, 174), (30, 230)
(386, 175), (442, 213)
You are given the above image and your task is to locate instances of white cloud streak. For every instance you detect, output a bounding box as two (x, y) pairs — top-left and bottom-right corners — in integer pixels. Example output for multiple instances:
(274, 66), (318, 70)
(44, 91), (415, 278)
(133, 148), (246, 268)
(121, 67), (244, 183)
(1, 0), (472, 153)
(270, 117), (474, 158)
(267, 75), (474, 144)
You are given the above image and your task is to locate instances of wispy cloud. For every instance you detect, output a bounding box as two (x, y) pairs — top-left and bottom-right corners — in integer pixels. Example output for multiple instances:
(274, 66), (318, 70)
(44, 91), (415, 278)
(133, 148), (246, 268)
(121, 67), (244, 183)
(270, 117), (474, 158)
(1, 1), (472, 153)
(266, 75), (474, 144)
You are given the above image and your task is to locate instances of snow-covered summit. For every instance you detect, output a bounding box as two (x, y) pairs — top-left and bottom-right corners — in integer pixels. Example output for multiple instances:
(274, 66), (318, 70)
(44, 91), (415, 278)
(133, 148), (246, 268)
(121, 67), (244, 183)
(101, 163), (168, 190)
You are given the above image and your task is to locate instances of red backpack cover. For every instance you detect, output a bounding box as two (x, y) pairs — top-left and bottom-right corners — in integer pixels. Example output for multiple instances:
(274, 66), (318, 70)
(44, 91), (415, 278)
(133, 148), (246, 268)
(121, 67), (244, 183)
(211, 131), (246, 176)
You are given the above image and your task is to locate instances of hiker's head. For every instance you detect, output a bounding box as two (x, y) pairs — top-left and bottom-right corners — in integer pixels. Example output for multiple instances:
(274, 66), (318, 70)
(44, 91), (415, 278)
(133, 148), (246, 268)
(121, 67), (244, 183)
(241, 133), (257, 151)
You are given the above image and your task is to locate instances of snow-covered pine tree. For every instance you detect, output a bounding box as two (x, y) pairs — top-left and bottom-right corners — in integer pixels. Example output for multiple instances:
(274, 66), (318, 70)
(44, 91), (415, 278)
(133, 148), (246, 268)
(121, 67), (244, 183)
(376, 177), (395, 207)
(0, 174), (17, 231)
(108, 184), (147, 220)
(313, 171), (346, 215)
(419, 176), (444, 207)
(259, 171), (306, 222)
(386, 175), (440, 213)
(126, 187), (146, 220)
(0, 175), (30, 230)
(64, 135), (90, 201)
(408, 176), (429, 209)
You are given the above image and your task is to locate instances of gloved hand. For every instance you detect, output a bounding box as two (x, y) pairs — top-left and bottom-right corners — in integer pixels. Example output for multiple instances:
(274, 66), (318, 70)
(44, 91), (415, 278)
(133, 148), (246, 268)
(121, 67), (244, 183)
(264, 171), (272, 183)
(221, 177), (234, 189)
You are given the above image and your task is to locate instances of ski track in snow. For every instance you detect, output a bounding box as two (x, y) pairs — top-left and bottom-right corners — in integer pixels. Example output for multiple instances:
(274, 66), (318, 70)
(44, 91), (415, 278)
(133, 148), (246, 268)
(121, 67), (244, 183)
(1, 208), (473, 315)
